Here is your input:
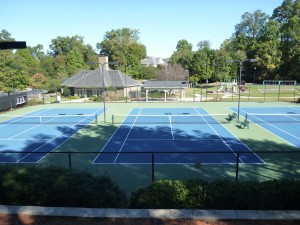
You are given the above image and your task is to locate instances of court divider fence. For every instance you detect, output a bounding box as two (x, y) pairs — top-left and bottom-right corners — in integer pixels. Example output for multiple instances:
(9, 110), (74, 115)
(38, 84), (300, 104)
(1, 150), (300, 185)
(0, 91), (28, 111)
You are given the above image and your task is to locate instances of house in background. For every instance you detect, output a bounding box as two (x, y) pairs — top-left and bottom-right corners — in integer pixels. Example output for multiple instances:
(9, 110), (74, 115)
(61, 57), (140, 100)
(141, 56), (168, 67)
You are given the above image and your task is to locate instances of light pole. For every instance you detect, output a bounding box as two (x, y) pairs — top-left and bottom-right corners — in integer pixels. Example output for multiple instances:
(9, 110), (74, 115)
(253, 67), (256, 84)
(88, 59), (118, 123)
(124, 64), (132, 103)
(226, 59), (257, 121)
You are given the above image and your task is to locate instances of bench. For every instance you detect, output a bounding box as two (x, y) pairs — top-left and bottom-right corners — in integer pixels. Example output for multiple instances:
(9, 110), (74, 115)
(239, 118), (249, 129)
(226, 112), (237, 123)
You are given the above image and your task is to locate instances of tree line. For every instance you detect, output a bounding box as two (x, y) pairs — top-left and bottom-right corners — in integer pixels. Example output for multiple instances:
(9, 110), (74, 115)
(0, 0), (299, 94)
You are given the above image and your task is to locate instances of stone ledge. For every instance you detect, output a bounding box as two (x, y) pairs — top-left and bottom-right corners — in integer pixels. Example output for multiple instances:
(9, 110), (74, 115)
(0, 205), (300, 220)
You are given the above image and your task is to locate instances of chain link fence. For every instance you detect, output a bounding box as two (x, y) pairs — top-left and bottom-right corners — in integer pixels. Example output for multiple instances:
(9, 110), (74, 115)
(1, 150), (300, 192)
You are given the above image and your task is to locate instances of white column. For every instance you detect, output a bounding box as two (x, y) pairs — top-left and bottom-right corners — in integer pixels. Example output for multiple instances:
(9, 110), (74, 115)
(146, 90), (149, 102)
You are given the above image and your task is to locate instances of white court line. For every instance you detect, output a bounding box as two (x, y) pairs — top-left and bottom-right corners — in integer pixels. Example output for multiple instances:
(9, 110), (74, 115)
(0, 139), (53, 141)
(127, 138), (223, 141)
(112, 108), (143, 164)
(242, 109), (300, 148)
(221, 109), (265, 164)
(291, 107), (300, 112)
(0, 109), (50, 128)
(7, 116), (59, 139)
(169, 115), (175, 140)
(16, 108), (103, 163)
(195, 108), (246, 164)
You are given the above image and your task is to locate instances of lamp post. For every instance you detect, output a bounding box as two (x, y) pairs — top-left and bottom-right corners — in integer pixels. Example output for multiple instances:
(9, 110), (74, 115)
(253, 67), (256, 84)
(10, 68), (14, 109)
(88, 59), (118, 123)
(226, 59), (257, 121)
(124, 64), (132, 103)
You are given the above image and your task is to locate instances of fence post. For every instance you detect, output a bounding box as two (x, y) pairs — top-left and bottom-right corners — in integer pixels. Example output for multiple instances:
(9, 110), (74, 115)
(152, 153), (155, 182)
(248, 85), (250, 101)
(278, 81), (281, 101)
(263, 85), (266, 102)
(235, 152), (240, 181)
(68, 151), (72, 169)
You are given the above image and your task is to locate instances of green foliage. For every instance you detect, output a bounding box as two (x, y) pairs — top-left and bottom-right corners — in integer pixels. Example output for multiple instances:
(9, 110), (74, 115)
(61, 88), (71, 97)
(129, 179), (300, 209)
(107, 86), (117, 92)
(140, 66), (157, 80)
(0, 167), (127, 208)
(97, 28), (147, 79)
(89, 96), (104, 102)
(129, 179), (189, 209)
(2, 1), (300, 95)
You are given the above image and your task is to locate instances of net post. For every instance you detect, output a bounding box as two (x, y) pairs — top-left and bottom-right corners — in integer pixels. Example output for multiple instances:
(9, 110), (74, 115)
(95, 114), (98, 123)
(235, 152), (240, 181)
(39, 116), (42, 124)
(152, 153), (155, 182)
(112, 114), (114, 125)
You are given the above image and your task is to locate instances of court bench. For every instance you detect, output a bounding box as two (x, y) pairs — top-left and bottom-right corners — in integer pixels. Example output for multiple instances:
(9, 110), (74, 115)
(239, 118), (249, 129)
(226, 112), (237, 123)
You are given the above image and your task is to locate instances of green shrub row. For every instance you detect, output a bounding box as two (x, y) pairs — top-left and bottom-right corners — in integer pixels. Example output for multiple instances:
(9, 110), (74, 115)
(0, 167), (127, 208)
(2, 166), (300, 209)
(129, 179), (300, 209)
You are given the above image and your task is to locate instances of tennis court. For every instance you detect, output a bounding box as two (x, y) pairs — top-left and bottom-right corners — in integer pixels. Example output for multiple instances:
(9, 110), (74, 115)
(0, 108), (102, 163)
(232, 107), (300, 149)
(93, 107), (263, 165)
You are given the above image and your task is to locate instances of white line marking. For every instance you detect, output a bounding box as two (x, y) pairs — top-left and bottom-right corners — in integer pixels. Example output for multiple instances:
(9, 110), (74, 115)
(112, 108), (143, 163)
(196, 108), (245, 164)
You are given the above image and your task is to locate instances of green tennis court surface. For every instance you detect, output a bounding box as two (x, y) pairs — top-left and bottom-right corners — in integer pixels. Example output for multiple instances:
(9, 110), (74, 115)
(1, 102), (300, 192)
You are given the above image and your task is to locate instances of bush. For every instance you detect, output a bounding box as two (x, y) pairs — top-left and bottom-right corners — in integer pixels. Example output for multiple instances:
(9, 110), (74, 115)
(28, 98), (44, 106)
(90, 96), (104, 102)
(0, 167), (127, 208)
(61, 88), (70, 97)
(129, 179), (300, 209)
(129, 179), (189, 209)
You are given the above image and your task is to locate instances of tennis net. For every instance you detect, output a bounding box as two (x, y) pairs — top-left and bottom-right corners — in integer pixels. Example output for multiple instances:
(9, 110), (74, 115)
(0, 113), (98, 125)
(111, 113), (229, 125)
(246, 113), (300, 124)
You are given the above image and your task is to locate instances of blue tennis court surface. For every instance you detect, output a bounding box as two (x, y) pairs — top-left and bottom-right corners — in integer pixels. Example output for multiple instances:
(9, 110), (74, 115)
(93, 108), (263, 164)
(0, 108), (102, 163)
(232, 107), (300, 149)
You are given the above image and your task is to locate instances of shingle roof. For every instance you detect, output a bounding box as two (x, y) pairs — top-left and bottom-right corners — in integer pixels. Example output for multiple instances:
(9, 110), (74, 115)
(61, 68), (139, 88)
(144, 80), (187, 89)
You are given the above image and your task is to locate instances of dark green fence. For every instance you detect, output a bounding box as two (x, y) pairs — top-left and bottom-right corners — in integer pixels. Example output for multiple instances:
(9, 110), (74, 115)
(0, 91), (28, 111)
(1, 150), (300, 193)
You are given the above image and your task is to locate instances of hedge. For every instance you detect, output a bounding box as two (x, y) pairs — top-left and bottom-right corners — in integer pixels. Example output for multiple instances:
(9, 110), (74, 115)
(129, 179), (300, 209)
(0, 167), (127, 208)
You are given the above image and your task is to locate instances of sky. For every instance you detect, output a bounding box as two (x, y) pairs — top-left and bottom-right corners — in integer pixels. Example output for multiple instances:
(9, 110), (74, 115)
(1, 0), (284, 58)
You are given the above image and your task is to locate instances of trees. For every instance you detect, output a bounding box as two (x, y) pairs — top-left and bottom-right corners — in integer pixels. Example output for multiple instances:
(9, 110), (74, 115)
(2, 1), (300, 96)
(272, 0), (300, 80)
(96, 28), (147, 79)
(157, 64), (189, 81)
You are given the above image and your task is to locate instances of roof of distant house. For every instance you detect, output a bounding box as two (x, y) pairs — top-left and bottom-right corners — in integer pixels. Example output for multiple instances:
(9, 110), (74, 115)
(61, 68), (139, 88)
(141, 56), (168, 67)
(144, 80), (187, 89)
